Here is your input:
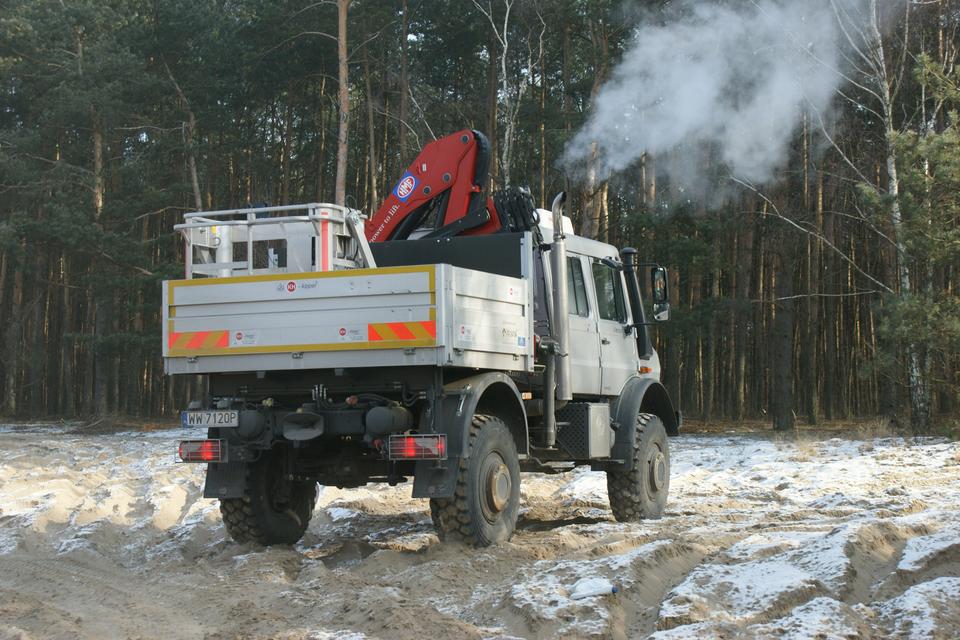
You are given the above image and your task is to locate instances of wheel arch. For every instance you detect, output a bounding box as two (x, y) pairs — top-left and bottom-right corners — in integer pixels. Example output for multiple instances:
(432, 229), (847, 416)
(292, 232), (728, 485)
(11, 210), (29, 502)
(444, 372), (529, 458)
(412, 372), (528, 499)
(607, 376), (679, 472)
(612, 376), (679, 436)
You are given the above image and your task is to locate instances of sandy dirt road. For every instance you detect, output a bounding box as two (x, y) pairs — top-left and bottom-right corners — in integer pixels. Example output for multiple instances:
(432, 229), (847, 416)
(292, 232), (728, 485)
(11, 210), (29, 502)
(0, 424), (958, 639)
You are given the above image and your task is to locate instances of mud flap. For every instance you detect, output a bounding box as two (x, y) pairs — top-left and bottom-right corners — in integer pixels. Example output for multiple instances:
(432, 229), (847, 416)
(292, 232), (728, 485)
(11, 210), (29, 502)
(412, 389), (467, 498)
(411, 371), (527, 498)
(203, 461), (247, 499)
(411, 459), (460, 498)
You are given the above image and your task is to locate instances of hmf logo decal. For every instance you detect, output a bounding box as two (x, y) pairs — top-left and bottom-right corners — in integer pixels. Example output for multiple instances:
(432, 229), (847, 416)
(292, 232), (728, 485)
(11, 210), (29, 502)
(394, 173), (417, 201)
(286, 281), (296, 292)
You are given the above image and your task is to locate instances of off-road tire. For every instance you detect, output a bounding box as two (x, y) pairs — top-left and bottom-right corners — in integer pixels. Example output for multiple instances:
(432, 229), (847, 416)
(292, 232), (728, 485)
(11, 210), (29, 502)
(606, 413), (669, 521)
(429, 414), (520, 546)
(220, 449), (317, 545)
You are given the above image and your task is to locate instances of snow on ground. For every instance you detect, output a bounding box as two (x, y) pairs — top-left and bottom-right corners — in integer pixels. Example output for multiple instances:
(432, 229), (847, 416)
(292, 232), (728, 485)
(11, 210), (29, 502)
(0, 424), (958, 639)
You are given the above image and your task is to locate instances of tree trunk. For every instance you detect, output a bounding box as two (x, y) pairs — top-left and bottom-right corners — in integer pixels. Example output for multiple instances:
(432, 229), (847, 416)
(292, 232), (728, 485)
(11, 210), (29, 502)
(364, 52), (379, 210)
(733, 208), (754, 420)
(539, 74), (546, 208)
(60, 256), (74, 416)
(702, 271), (718, 420)
(2, 243), (25, 415)
(399, 0), (410, 161)
(665, 268), (682, 406)
(682, 265), (702, 415)
(486, 38), (499, 186)
(580, 142), (600, 239)
(165, 64), (203, 211)
(772, 245), (796, 431)
(334, 0), (351, 206)
(803, 167), (823, 425)
(640, 153), (656, 209)
(92, 118), (109, 416)
(281, 98), (293, 205)
(316, 77), (328, 200)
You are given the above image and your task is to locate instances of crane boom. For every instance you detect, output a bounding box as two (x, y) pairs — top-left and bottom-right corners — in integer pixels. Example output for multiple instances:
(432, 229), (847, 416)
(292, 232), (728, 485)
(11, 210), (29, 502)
(365, 129), (500, 242)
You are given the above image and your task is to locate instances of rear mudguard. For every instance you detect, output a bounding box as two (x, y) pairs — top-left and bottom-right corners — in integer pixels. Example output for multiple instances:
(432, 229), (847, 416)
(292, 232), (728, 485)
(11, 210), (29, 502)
(412, 372), (528, 498)
(204, 460), (247, 499)
(596, 376), (680, 473)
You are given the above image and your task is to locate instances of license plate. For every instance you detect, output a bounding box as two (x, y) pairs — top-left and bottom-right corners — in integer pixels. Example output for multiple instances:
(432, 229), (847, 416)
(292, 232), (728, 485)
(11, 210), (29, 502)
(181, 410), (239, 428)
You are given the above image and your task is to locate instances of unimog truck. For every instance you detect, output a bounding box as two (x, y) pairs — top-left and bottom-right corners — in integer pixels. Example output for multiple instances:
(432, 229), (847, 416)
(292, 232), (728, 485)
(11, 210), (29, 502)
(167, 129), (679, 546)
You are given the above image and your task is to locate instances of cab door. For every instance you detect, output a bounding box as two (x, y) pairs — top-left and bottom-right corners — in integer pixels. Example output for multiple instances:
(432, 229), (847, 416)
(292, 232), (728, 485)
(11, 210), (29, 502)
(590, 261), (637, 396)
(565, 254), (601, 395)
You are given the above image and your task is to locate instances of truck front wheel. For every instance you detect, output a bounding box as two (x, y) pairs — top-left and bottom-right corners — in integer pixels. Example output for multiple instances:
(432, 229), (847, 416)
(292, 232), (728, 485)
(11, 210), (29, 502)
(430, 414), (520, 546)
(219, 449), (317, 545)
(606, 413), (669, 521)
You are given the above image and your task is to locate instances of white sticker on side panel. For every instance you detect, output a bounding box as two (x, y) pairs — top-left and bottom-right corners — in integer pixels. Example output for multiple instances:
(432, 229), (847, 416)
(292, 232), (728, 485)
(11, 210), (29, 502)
(337, 326), (366, 342)
(231, 331), (259, 346)
(499, 321), (518, 345)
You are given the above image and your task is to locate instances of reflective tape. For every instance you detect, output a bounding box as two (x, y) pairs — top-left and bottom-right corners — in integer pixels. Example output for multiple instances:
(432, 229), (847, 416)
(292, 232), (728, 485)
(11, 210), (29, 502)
(367, 320), (436, 342)
(168, 330), (229, 352)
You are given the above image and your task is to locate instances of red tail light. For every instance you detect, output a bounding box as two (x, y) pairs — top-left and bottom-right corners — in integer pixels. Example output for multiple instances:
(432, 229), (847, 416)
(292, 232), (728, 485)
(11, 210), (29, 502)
(178, 439), (224, 463)
(387, 434), (447, 460)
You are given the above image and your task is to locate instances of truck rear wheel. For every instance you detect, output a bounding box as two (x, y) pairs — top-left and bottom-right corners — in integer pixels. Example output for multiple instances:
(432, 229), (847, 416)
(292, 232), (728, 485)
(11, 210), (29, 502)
(606, 413), (669, 521)
(429, 414), (520, 546)
(219, 449), (317, 545)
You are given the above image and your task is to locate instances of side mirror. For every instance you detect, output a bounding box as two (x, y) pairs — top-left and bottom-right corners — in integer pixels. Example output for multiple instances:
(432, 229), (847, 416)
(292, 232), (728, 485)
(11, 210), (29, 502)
(651, 266), (670, 321)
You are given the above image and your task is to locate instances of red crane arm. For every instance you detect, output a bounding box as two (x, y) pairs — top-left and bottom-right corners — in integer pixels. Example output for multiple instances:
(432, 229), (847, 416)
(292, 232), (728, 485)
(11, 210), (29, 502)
(365, 129), (500, 242)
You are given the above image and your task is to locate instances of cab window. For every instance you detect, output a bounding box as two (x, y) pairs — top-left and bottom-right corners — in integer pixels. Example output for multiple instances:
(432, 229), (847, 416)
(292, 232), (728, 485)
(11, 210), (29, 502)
(592, 262), (626, 322)
(567, 257), (589, 317)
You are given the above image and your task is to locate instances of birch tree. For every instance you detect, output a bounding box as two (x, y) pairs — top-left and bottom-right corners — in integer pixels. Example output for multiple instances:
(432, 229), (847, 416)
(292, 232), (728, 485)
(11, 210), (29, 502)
(472, 0), (546, 188)
(828, 0), (932, 430)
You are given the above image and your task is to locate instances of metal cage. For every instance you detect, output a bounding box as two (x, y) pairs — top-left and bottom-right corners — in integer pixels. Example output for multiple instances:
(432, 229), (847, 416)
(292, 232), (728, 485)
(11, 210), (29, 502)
(174, 203), (375, 279)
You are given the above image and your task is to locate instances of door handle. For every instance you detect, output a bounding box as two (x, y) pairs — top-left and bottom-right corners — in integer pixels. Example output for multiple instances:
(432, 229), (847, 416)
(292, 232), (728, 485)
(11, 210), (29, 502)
(601, 338), (611, 345)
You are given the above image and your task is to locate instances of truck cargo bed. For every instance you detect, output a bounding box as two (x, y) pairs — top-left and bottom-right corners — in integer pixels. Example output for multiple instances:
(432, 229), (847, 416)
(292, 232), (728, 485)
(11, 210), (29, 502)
(163, 264), (532, 375)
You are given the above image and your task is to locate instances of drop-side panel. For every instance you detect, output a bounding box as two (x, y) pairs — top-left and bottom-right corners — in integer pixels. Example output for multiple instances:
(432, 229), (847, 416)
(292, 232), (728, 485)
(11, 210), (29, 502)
(445, 266), (533, 372)
(164, 265), (439, 374)
(163, 264), (533, 375)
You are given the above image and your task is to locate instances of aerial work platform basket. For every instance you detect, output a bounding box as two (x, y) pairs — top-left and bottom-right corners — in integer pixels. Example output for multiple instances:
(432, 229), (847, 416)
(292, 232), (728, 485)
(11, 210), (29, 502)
(175, 203), (374, 279)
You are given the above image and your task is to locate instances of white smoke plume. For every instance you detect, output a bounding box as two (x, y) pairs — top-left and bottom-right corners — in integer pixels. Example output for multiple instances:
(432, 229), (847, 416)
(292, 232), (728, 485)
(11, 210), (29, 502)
(563, 0), (847, 190)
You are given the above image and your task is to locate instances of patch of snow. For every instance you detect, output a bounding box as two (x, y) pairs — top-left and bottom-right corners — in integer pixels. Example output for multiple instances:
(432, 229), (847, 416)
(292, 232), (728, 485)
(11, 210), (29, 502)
(660, 559), (821, 625)
(555, 468), (608, 506)
(303, 631), (368, 640)
(649, 621), (730, 639)
(782, 523), (857, 591)
(750, 597), (865, 639)
(724, 531), (817, 561)
(874, 577), (960, 639)
(0, 529), (19, 555)
(509, 539), (672, 636)
(898, 528), (960, 572)
(326, 507), (360, 522)
(509, 571), (611, 637)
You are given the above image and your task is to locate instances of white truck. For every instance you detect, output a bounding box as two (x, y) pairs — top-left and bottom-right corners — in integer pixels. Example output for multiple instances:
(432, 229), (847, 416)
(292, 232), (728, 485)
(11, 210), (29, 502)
(167, 130), (678, 546)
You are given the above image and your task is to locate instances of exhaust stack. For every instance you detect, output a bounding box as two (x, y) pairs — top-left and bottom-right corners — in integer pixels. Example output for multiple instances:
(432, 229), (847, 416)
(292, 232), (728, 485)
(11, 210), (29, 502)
(550, 192), (572, 404)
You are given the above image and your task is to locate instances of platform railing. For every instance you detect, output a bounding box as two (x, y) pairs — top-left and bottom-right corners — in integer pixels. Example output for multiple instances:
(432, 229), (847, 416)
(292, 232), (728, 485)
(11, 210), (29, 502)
(174, 203), (374, 278)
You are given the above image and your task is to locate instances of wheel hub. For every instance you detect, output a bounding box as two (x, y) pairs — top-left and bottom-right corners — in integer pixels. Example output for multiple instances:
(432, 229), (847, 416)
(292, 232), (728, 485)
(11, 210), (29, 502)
(485, 460), (512, 513)
(649, 450), (666, 491)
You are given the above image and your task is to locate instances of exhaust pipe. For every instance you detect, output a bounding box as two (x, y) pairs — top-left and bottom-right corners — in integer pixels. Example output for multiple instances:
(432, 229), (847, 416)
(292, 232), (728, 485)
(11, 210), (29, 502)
(550, 192), (572, 404)
(540, 192), (571, 450)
